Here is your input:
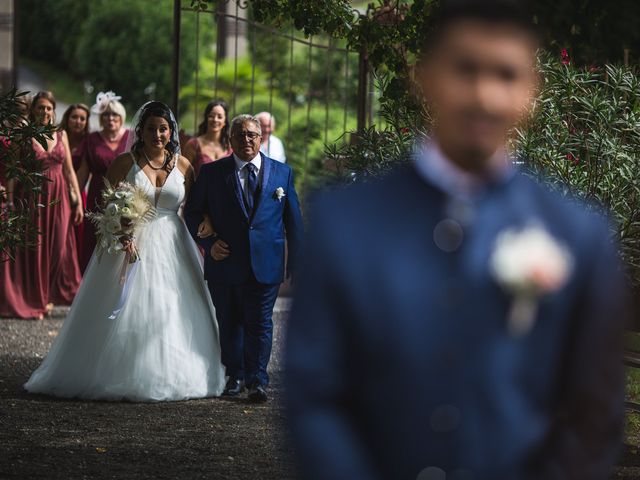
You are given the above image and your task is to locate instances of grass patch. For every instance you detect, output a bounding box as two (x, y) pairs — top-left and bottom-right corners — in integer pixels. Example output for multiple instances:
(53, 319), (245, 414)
(20, 58), (88, 105)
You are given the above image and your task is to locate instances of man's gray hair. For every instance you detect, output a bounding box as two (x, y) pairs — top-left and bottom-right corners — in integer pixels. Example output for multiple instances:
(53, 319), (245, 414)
(229, 114), (262, 138)
(255, 111), (276, 128)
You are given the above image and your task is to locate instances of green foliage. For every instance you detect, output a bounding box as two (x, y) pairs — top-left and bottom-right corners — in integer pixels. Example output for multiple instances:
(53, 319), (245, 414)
(0, 89), (55, 260)
(178, 56), (271, 132)
(250, 0), (356, 38)
(180, 56), (270, 114)
(284, 105), (356, 191)
(535, 0), (640, 65)
(19, 0), (211, 111)
(18, 0), (90, 65)
(514, 58), (640, 288)
(235, 94), (288, 125)
(324, 76), (420, 184)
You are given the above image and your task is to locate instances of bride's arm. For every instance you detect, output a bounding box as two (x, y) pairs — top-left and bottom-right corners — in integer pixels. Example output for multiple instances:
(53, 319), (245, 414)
(177, 155), (215, 237)
(105, 153), (134, 192)
(177, 155), (195, 198)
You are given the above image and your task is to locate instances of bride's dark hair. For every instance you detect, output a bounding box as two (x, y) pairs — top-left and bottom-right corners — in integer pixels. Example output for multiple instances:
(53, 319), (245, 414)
(132, 101), (180, 156)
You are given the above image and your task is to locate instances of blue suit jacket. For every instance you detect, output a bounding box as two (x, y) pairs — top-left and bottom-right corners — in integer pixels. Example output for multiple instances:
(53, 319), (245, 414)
(286, 164), (628, 480)
(184, 153), (303, 285)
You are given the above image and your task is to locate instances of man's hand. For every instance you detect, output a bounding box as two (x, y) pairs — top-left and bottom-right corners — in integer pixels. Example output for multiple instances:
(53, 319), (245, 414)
(197, 215), (215, 238)
(211, 239), (231, 261)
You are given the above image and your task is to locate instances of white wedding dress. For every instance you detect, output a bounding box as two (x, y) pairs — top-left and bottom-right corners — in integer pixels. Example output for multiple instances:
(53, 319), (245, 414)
(25, 157), (226, 401)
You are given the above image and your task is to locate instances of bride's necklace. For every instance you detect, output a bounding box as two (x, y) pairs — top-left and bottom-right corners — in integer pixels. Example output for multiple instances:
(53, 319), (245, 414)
(142, 148), (168, 171)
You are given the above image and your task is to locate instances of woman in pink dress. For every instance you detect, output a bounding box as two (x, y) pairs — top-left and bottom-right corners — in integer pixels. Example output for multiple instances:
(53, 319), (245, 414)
(0, 91), (84, 319)
(182, 100), (231, 177)
(60, 103), (90, 261)
(76, 92), (129, 272)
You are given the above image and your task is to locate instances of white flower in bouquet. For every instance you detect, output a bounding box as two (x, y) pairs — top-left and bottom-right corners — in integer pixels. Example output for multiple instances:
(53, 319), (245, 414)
(490, 225), (573, 337)
(114, 189), (134, 201)
(120, 206), (134, 219)
(105, 218), (121, 234)
(104, 202), (119, 218)
(87, 179), (155, 265)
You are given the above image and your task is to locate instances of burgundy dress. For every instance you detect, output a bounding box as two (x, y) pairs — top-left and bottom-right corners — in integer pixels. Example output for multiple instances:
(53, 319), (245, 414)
(186, 137), (231, 177)
(0, 132), (82, 318)
(80, 130), (129, 272)
(71, 137), (87, 262)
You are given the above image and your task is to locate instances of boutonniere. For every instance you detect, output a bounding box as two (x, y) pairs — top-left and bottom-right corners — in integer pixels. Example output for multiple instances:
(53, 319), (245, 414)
(274, 187), (286, 202)
(490, 225), (573, 338)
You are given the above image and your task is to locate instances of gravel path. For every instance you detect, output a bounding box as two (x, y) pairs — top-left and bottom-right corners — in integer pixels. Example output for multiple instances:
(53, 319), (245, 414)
(0, 303), (296, 480)
(2, 302), (639, 479)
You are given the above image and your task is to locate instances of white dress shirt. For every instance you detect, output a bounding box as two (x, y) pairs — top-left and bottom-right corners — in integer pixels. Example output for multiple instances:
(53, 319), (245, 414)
(234, 152), (262, 204)
(260, 134), (286, 163)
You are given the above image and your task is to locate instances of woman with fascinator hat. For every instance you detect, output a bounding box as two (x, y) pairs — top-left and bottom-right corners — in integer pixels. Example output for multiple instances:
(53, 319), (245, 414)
(76, 91), (130, 272)
(25, 101), (226, 401)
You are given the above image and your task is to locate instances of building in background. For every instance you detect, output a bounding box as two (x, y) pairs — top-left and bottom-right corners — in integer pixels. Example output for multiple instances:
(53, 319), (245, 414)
(0, 0), (15, 91)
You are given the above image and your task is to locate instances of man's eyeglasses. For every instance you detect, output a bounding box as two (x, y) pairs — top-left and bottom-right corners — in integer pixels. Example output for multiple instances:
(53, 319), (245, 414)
(233, 131), (261, 140)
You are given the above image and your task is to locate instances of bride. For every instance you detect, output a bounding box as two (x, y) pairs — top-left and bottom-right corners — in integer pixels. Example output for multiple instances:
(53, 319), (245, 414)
(24, 101), (226, 401)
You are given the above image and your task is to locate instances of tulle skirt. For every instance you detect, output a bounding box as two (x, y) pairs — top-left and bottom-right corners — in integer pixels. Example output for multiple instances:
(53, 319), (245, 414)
(24, 211), (226, 402)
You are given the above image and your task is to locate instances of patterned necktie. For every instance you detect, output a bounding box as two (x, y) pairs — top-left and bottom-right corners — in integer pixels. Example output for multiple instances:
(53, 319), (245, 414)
(245, 163), (258, 213)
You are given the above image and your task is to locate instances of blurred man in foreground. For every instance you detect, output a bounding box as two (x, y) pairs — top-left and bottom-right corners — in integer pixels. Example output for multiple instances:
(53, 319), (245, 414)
(286, 0), (629, 479)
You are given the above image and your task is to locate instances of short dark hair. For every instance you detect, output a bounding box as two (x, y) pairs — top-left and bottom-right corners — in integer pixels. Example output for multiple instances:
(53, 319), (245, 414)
(422, 0), (538, 53)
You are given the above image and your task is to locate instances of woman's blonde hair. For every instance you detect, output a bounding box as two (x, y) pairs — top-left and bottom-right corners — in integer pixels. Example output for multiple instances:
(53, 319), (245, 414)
(98, 100), (127, 127)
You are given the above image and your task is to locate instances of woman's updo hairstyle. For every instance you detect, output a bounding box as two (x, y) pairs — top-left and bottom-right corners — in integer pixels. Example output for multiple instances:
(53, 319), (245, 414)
(132, 101), (180, 157)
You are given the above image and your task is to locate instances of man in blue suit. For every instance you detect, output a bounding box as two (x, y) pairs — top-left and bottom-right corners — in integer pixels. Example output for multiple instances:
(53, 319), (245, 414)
(287, 0), (629, 478)
(185, 114), (303, 402)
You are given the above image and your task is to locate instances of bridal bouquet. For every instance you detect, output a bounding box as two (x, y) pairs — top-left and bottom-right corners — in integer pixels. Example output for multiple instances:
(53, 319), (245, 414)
(87, 179), (155, 266)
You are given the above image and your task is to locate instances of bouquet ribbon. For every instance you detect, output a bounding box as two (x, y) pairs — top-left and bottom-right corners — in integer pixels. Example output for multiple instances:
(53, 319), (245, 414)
(108, 251), (139, 320)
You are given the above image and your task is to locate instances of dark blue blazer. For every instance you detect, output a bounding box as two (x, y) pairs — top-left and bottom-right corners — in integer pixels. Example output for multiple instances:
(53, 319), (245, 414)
(286, 164), (628, 480)
(184, 153), (303, 285)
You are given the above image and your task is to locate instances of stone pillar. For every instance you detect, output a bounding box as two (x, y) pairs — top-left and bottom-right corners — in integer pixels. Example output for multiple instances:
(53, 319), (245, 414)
(0, 0), (15, 91)
(217, 0), (248, 60)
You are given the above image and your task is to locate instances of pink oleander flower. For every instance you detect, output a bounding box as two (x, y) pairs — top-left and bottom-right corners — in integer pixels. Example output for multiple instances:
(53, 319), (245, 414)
(566, 153), (579, 165)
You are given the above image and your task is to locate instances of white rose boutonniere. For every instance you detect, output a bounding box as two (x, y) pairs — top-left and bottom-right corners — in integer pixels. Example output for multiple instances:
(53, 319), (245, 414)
(490, 225), (573, 337)
(275, 187), (286, 202)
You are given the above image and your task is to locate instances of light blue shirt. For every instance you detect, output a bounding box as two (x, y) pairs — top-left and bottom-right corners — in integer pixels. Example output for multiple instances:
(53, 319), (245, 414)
(414, 140), (513, 200)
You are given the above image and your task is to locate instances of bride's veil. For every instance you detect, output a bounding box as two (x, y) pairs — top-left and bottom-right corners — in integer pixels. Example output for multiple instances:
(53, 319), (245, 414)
(124, 101), (181, 157)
